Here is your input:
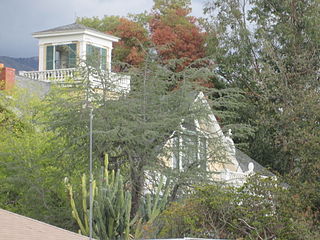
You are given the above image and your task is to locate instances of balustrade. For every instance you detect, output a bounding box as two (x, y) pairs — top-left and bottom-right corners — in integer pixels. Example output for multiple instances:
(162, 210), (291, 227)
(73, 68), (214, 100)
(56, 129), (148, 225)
(20, 68), (76, 81)
(218, 171), (249, 186)
(19, 68), (130, 93)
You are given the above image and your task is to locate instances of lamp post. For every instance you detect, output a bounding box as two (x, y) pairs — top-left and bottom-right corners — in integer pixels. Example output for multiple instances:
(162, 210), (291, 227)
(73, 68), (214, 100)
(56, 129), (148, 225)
(89, 107), (93, 240)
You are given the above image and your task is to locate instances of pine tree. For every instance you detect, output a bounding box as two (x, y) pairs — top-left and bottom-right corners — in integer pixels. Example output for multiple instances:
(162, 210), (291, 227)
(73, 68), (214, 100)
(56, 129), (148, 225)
(45, 52), (218, 216)
(204, 0), (320, 220)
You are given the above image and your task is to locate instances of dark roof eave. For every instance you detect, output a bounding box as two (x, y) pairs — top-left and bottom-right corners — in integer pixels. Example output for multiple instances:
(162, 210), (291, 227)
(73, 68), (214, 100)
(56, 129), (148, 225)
(32, 23), (120, 41)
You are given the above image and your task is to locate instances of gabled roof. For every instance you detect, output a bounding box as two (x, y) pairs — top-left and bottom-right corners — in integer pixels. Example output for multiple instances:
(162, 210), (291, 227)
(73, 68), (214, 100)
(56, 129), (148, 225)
(0, 208), (93, 240)
(192, 92), (273, 176)
(235, 149), (274, 177)
(32, 22), (120, 41)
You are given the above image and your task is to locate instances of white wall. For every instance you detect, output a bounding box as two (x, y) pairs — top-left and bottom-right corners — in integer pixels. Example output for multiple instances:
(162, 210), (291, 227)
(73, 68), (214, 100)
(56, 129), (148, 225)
(36, 31), (114, 71)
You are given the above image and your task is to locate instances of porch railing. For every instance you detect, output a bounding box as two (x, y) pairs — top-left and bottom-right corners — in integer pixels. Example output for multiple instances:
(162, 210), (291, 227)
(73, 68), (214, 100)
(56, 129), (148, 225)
(19, 68), (131, 93)
(19, 68), (75, 81)
(218, 171), (250, 186)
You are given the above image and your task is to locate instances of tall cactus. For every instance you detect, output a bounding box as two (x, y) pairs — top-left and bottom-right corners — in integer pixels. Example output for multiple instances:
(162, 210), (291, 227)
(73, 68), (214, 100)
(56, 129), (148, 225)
(66, 154), (133, 240)
(145, 175), (170, 223)
(66, 174), (96, 236)
(134, 175), (171, 239)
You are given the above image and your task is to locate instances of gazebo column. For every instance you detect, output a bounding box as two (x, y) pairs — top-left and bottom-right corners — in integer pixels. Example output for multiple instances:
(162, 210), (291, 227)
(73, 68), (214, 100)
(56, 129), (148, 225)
(38, 44), (45, 71)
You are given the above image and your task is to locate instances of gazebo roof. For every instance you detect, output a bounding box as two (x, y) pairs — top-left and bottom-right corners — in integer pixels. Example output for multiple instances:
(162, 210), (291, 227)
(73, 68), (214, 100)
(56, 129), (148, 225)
(33, 22), (119, 41)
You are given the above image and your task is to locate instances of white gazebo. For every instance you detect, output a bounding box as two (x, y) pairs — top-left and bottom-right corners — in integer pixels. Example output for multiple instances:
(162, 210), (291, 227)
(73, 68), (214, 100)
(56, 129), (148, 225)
(20, 23), (130, 93)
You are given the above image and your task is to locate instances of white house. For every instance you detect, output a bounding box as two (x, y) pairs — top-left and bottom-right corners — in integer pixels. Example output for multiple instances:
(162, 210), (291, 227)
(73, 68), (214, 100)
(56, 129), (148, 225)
(160, 92), (274, 187)
(19, 23), (130, 93)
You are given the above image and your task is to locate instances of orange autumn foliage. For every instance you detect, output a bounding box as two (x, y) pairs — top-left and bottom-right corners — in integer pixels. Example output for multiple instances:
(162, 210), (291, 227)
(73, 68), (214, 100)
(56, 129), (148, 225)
(106, 18), (150, 68)
(150, 8), (206, 70)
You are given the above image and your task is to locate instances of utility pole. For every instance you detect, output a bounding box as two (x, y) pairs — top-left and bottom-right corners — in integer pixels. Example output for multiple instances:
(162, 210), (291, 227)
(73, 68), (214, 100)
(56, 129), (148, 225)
(89, 107), (93, 240)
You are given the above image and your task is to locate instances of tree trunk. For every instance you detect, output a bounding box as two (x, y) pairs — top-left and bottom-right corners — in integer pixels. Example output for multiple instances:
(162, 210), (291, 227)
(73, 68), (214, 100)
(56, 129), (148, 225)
(129, 155), (145, 217)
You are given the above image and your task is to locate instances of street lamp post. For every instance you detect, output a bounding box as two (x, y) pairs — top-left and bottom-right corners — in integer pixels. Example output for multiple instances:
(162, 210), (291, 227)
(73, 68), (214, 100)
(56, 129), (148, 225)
(89, 107), (93, 240)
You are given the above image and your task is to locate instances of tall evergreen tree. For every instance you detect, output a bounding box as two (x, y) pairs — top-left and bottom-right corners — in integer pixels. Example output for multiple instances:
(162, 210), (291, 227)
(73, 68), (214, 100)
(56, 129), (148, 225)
(204, 0), (320, 219)
(45, 53), (218, 215)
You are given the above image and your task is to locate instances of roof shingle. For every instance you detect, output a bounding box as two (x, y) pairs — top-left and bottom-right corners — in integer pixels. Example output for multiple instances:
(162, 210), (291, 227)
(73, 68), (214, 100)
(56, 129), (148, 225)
(0, 208), (93, 240)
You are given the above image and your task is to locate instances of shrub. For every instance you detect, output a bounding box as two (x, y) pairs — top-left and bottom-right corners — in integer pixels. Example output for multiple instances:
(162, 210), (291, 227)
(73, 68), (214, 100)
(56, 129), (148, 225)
(157, 176), (320, 239)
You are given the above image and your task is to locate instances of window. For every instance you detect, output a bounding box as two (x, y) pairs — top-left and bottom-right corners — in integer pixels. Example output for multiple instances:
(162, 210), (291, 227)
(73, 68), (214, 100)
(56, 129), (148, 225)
(46, 44), (77, 70)
(86, 44), (107, 70)
(199, 137), (207, 170)
(172, 133), (207, 171)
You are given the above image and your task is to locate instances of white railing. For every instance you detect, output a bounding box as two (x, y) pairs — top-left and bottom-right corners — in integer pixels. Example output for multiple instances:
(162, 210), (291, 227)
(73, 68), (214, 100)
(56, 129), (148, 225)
(19, 68), (76, 81)
(19, 68), (131, 93)
(219, 171), (250, 186)
(217, 162), (256, 186)
(109, 72), (131, 93)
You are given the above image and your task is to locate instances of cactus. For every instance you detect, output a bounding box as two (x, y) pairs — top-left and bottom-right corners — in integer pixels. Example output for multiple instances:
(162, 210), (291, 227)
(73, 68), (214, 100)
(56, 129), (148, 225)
(134, 175), (171, 239)
(66, 174), (96, 236)
(145, 175), (170, 223)
(66, 154), (172, 239)
(66, 154), (133, 240)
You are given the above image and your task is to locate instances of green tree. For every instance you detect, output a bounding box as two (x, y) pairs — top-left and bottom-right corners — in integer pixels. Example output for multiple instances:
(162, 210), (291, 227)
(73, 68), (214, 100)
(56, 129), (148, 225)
(204, 0), (320, 219)
(0, 89), (75, 229)
(44, 51), (223, 216)
(152, 0), (192, 15)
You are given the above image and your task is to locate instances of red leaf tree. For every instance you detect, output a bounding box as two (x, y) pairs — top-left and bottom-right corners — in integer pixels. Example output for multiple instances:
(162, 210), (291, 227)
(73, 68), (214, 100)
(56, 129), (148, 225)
(109, 18), (150, 68)
(150, 5), (206, 71)
(78, 16), (150, 70)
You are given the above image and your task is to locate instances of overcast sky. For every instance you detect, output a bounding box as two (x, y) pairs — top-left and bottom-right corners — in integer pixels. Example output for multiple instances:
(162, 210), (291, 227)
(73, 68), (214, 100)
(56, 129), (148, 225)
(0, 0), (206, 58)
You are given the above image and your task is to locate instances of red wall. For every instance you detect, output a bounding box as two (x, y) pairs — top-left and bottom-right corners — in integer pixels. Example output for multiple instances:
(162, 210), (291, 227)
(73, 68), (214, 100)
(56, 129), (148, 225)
(0, 64), (15, 90)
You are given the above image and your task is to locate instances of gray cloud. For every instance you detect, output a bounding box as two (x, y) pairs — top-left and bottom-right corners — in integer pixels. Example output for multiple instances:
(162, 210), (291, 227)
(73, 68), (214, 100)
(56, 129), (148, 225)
(0, 0), (205, 57)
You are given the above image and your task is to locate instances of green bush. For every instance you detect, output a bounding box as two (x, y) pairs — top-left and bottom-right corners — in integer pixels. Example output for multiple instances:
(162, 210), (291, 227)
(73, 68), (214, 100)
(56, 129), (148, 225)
(157, 176), (320, 239)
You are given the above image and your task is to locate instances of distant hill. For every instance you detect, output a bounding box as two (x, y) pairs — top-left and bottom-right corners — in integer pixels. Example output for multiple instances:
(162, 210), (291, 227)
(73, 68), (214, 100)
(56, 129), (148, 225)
(0, 56), (38, 72)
